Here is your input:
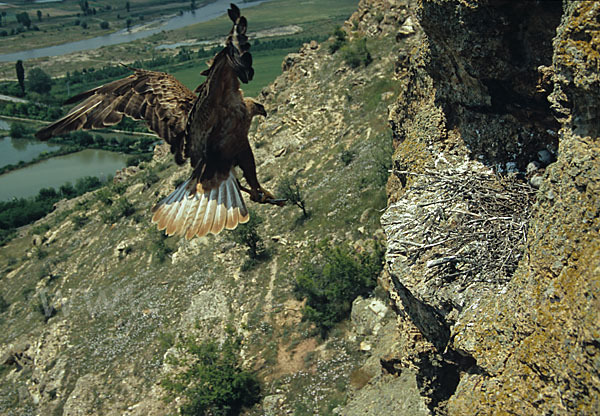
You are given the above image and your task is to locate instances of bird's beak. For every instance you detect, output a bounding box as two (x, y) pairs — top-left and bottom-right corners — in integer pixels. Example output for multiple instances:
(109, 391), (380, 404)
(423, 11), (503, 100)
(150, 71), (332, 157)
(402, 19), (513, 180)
(257, 103), (267, 117)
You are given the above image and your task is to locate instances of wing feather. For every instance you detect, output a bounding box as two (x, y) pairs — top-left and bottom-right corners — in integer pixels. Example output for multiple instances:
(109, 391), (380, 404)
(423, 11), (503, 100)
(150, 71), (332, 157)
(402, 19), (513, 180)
(36, 69), (196, 165)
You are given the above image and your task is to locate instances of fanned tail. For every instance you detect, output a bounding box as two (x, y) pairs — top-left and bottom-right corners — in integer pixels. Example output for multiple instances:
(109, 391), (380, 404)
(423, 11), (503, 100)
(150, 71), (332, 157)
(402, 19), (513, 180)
(151, 169), (249, 239)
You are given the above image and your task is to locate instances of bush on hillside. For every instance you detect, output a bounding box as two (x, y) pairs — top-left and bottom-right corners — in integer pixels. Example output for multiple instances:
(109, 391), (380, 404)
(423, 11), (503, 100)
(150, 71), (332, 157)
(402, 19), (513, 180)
(294, 241), (384, 335)
(162, 333), (260, 415)
(276, 175), (309, 219)
(341, 37), (372, 68)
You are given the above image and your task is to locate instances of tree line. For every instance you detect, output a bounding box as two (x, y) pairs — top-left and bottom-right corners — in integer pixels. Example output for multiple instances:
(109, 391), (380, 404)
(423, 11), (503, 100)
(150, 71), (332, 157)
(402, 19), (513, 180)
(0, 176), (105, 245)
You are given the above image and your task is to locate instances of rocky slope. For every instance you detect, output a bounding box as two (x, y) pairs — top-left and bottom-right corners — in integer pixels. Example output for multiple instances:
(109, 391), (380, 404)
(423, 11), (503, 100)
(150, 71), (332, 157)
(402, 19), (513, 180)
(0, 0), (598, 415)
(0, 2), (399, 414)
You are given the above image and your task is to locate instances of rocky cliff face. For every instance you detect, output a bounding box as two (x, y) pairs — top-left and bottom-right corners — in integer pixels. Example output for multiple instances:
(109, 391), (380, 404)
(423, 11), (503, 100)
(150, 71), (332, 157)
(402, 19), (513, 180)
(378, 0), (599, 414)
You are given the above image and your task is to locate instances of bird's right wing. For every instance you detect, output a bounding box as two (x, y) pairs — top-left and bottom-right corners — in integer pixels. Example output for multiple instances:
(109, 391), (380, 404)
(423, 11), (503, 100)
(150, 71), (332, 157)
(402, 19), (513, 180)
(35, 69), (197, 165)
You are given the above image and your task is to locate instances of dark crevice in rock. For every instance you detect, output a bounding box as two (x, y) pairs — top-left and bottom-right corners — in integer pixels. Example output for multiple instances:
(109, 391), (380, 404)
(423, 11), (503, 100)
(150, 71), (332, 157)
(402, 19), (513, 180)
(413, 347), (484, 414)
(422, 0), (562, 171)
(388, 272), (449, 351)
(380, 356), (403, 376)
(414, 352), (460, 414)
(386, 269), (487, 413)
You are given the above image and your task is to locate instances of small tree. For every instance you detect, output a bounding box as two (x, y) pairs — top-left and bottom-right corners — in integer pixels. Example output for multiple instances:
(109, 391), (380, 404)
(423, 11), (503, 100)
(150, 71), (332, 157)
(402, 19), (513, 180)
(329, 26), (347, 54)
(294, 241), (384, 335)
(341, 37), (372, 68)
(9, 122), (32, 138)
(36, 10), (42, 21)
(162, 333), (260, 415)
(277, 175), (309, 218)
(15, 60), (25, 94)
(27, 67), (52, 94)
(16, 12), (31, 29)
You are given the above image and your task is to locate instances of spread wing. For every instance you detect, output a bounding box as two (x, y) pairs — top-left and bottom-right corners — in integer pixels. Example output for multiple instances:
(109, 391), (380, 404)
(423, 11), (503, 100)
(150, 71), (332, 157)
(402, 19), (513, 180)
(35, 69), (196, 165)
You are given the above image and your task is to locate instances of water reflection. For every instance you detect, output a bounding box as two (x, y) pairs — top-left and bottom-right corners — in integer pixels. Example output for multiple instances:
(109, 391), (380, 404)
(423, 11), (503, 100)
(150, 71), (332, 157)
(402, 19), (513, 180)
(0, 136), (60, 167)
(0, 149), (128, 201)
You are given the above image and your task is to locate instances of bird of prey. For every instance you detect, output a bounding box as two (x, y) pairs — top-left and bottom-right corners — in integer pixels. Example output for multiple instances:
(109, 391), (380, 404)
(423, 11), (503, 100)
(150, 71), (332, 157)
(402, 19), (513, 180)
(36, 3), (283, 240)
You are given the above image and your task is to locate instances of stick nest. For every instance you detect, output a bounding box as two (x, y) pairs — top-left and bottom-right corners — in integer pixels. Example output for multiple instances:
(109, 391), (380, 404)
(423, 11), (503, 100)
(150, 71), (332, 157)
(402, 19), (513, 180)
(387, 168), (537, 286)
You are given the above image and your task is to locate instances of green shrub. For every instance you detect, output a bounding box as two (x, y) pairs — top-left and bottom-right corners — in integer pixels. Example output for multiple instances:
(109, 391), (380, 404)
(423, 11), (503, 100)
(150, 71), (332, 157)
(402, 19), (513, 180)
(75, 176), (101, 194)
(143, 170), (160, 186)
(72, 214), (88, 229)
(96, 188), (114, 206)
(126, 153), (153, 167)
(27, 67), (52, 94)
(329, 26), (347, 54)
(101, 197), (135, 224)
(112, 182), (127, 195)
(294, 241), (384, 335)
(340, 149), (356, 166)
(9, 122), (33, 138)
(228, 210), (268, 262)
(341, 37), (372, 68)
(163, 334), (260, 415)
(148, 227), (173, 263)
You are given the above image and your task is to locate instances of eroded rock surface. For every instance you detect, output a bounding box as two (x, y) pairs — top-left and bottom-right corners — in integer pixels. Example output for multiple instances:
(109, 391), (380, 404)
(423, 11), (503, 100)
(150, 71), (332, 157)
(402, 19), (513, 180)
(379, 0), (599, 413)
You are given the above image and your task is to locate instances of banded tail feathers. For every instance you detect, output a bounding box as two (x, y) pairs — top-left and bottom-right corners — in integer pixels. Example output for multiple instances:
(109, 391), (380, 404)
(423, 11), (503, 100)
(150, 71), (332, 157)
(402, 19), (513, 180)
(151, 170), (249, 239)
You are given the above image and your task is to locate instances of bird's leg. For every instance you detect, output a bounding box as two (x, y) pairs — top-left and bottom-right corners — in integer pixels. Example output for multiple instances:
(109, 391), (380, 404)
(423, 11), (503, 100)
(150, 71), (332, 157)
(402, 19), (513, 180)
(237, 180), (285, 206)
(236, 146), (284, 206)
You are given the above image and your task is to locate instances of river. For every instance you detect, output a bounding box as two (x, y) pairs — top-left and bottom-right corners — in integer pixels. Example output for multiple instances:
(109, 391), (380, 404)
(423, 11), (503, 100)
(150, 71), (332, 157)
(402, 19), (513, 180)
(0, 149), (129, 201)
(0, 0), (270, 62)
(0, 136), (61, 167)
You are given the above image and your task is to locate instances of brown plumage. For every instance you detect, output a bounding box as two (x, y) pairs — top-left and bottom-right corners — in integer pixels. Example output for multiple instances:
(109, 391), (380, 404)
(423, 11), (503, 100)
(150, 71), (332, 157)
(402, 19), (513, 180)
(36, 3), (282, 239)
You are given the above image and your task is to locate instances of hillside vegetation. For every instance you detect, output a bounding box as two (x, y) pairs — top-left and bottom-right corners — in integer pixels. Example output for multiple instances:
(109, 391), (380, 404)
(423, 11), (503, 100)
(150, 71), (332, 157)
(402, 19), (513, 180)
(0, 2), (402, 414)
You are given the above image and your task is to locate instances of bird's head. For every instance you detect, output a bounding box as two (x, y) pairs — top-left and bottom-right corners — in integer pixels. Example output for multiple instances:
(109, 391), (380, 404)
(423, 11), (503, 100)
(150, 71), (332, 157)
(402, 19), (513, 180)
(245, 98), (267, 118)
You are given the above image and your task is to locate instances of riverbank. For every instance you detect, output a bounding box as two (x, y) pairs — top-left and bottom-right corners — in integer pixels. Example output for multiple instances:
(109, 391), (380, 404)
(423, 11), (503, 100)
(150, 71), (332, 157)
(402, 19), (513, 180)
(0, 143), (152, 176)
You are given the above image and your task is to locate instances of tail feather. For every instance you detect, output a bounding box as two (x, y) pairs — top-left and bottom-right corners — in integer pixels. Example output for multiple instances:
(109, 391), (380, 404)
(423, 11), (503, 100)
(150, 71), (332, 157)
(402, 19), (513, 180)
(154, 183), (187, 231)
(166, 195), (188, 236)
(152, 170), (248, 239)
(211, 182), (227, 234)
(232, 179), (249, 223)
(198, 189), (218, 238)
(225, 180), (237, 230)
(186, 193), (209, 240)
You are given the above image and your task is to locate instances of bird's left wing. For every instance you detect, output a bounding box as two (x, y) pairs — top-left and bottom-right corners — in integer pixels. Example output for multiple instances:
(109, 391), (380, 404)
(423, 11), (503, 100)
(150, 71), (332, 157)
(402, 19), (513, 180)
(36, 69), (197, 165)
